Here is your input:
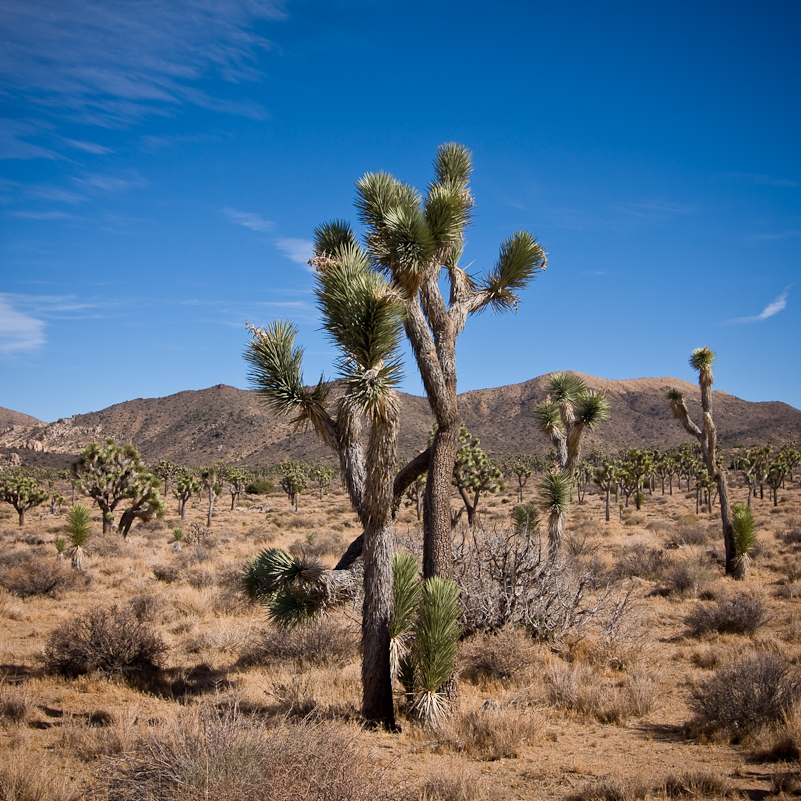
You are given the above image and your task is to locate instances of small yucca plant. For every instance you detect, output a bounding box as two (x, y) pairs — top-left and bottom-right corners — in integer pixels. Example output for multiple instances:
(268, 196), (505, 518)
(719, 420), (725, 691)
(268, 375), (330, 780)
(731, 502), (757, 576)
(390, 552), (421, 682)
(54, 536), (67, 562)
(64, 503), (92, 571)
(410, 576), (461, 727)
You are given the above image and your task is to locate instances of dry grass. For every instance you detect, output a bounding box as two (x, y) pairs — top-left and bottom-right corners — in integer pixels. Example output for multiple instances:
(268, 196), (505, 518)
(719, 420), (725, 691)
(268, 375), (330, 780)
(1, 471), (801, 799)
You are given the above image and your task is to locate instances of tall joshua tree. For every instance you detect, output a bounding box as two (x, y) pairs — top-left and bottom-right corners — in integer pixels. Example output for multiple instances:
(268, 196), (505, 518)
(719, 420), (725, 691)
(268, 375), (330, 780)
(532, 373), (610, 557)
(316, 144), (546, 578)
(245, 241), (406, 731)
(667, 347), (742, 578)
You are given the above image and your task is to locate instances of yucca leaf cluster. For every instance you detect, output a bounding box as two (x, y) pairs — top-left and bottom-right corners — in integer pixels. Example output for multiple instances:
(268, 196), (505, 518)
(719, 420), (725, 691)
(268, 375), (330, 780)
(64, 502), (93, 570)
(242, 548), (330, 628)
(390, 554), (461, 727)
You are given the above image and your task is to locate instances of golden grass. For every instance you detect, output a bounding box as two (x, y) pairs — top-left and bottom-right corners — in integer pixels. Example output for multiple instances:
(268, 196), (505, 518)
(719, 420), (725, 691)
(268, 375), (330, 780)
(0, 474), (800, 799)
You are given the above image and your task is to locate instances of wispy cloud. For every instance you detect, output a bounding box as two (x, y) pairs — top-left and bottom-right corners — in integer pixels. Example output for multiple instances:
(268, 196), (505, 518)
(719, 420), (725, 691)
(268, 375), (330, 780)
(614, 200), (696, 222)
(0, 0), (286, 129)
(0, 294), (45, 352)
(277, 238), (314, 267)
(727, 289), (790, 324)
(62, 138), (113, 155)
(222, 207), (274, 233)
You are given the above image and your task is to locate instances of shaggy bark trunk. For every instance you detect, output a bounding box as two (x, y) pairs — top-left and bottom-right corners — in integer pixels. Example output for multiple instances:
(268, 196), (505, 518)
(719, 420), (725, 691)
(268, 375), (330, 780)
(423, 420), (459, 579)
(360, 411), (399, 731)
(17, 507), (25, 527)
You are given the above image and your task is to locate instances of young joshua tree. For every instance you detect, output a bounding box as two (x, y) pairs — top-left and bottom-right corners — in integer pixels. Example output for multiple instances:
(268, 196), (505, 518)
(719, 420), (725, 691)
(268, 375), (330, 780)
(64, 502), (92, 571)
(667, 347), (742, 578)
(532, 373), (610, 557)
(245, 241), (406, 731)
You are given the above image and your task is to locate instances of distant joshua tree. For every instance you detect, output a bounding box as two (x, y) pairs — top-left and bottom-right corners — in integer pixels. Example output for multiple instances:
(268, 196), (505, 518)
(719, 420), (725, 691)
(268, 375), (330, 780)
(0, 470), (48, 526)
(667, 347), (743, 578)
(532, 373), (610, 557)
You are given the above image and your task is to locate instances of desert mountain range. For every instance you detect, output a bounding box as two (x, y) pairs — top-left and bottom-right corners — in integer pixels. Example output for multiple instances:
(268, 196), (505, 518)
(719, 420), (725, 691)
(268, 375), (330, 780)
(1, 372), (800, 468)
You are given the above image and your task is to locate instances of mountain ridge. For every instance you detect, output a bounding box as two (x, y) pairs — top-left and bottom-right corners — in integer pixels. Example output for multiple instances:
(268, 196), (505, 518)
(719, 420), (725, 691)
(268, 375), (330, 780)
(2, 373), (800, 467)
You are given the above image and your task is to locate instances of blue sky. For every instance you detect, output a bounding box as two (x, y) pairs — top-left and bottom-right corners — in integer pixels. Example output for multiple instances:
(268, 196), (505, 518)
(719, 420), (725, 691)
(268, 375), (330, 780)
(1, 0), (799, 423)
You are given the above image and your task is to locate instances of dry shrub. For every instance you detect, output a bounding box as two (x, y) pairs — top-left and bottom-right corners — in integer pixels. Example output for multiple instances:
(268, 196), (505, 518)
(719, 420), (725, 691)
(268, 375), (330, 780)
(183, 523), (216, 547)
(0, 557), (89, 598)
(43, 603), (167, 678)
(688, 652), (801, 740)
(669, 520), (711, 547)
(613, 546), (670, 581)
(128, 591), (165, 622)
(0, 680), (33, 724)
(186, 567), (216, 589)
(779, 526), (801, 549)
(771, 770), (801, 796)
(153, 563), (180, 583)
(265, 674), (320, 719)
(446, 703), (541, 760)
(657, 559), (715, 599)
(94, 703), (408, 801)
(750, 704), (801, 763)
(684, 595), (768, 636)
(545, 662), (656, 723)
(0, 753), (79, 801)
(563, 775), (644, 801)
(661, 770), (735, 797)
(459, 626), (539, 683)
(0, 589), (25, 620)
(186, 617), (252, 654)
(419, 766), (498, 801)
(239, 617), (358, 668)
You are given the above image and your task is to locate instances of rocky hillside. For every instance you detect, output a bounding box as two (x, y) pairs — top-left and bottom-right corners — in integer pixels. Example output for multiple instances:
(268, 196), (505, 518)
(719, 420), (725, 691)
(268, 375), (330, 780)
(1, 373), (800, 467)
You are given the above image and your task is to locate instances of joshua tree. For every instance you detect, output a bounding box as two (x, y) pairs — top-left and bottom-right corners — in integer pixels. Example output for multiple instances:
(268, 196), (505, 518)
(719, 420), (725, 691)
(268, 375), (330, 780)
(450, 424), (505, 527)
(225, 467), (251, 510)
(117, 472), (164, 539)
(532, 373), (610, 556)
(279, 463), (308, 511)
(501, 453), (540, 503)
(64, 503), (93, 570)
(310, 465), (337, 500)
(73, 439), (159, 535)
(173, 472), (201, 520)
(0, 470), (48, 526)
(593, 458), (620, 522)
(731, 444), (771, 506)
(200, 468), (220, 528)
(245, 238), (406, 731)
(152, 459), (179, 498)
(316, 143), (546, 578)
(667, 347), (742, 578)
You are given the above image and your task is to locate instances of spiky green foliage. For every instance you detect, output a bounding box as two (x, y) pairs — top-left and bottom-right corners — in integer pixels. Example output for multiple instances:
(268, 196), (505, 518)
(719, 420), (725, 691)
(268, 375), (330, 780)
(73, 439), (160, 535)
(548, 372), (588, 407)
(412, 576), (461, 726)
(391, 552), (421, 640)
(512, 503), (540, 532)
(690, 346), (715, 382)
(731, 503), (757, 558)
(315, 243), (405, 419)
(432, 142), (473, 186)
(531, 400), (562, 434)
(390, 552), (422, 680)
(574, 390), (611, 429)
(313, 219), (357, 257)
(242, 548), (328, 628)
(64, 502), (92, 570)
(538, 470), (572, 516)
(244, 321), (329, 422)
